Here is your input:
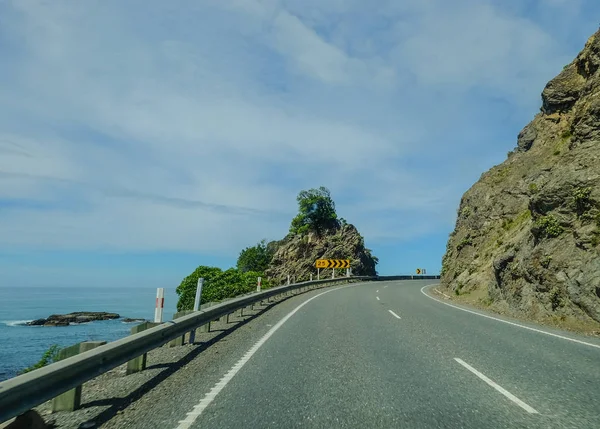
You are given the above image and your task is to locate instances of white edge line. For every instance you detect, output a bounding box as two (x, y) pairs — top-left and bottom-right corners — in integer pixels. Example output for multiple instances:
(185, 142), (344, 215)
(388, 310), (401, 319)
(420, 285), (600, 350)
(454, 358), (538, 414)
(174, 282), (364, 429)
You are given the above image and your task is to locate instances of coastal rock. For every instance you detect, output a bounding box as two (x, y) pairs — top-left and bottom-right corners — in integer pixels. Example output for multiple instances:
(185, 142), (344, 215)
(122, 318), (147, 323)
(27, 312), (120, 327)
(265, 223), (378, 285)
(441, 30), (600, 332)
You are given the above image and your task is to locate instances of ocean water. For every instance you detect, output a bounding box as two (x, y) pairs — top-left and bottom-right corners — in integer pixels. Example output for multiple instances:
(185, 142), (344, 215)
(0, 287), (179, 382)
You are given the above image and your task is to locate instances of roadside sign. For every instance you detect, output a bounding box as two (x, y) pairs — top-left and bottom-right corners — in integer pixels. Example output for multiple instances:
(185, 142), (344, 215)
(315, 259), (350, 269)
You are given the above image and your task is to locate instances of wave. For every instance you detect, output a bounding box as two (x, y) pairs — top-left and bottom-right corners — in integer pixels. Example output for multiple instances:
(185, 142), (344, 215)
(2, 320), (33, 327)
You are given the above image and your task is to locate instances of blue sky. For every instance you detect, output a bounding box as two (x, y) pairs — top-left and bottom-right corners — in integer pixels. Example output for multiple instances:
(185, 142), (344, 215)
(0, 0), (599, 288)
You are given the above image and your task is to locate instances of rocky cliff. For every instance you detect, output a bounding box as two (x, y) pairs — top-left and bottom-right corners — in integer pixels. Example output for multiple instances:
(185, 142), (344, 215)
(441, 31), (600, 334)
(265, 223), (378, 285)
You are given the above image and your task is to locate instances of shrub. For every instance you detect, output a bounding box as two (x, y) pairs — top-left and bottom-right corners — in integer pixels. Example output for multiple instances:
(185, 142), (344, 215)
(19, 344), (60, 374)
(534, 215), (564, 238)
(176, 266), (273, 311)
(572, 187), (593, 216)
(550, 287), (562, 311)
(541, 255), (552, 268)
(456, 237), (473, 251)
(237, 239), (275, 273)
(528, 183), (539, 194)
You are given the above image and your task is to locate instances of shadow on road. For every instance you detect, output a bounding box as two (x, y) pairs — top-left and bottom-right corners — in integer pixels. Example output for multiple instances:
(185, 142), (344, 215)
(78, 294), (300, 427)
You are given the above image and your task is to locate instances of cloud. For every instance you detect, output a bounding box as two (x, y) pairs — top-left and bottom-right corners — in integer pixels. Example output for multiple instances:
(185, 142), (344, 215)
(0, 0), (595, 260)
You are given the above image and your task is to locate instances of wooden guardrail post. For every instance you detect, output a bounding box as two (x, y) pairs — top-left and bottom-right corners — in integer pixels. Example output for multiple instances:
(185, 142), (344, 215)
(169, 311), (194, 347)
(51, 341), (106, 412)
(199, 302), (213, 332)
(126, 322), (160, 375)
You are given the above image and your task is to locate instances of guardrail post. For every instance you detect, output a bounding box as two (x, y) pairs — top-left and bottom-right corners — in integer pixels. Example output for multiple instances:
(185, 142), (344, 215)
(52, 341), (106, 412)
(169, 311), (194, 347)
(126, 322), (161, 374)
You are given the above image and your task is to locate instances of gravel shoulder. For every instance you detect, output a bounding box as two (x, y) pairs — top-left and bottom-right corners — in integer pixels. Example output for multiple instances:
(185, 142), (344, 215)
(430, 284), (600, 339)
(33, 283), (355, 429)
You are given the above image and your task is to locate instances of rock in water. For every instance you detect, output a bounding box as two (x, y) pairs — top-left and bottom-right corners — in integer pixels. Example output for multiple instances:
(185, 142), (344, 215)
(26, 312), (121, 327)
(441, 30), (600, 333)
(265, 223), (378, 285)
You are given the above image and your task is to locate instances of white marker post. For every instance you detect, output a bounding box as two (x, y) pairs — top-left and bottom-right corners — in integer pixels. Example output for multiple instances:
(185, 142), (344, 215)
(287, 275), (290, 285)
(193, 278), (204, 311)
(154, 288), (165, 323)
(332, 269), (335, 279)
(310, 273), (313, 281)
(188, 278), (204, 344)
(317, 268), (320, 280)
(257, 277), (262, 292)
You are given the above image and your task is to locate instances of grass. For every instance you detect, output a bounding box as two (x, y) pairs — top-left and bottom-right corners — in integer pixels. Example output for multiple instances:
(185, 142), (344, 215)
(553, 130), (572, 155)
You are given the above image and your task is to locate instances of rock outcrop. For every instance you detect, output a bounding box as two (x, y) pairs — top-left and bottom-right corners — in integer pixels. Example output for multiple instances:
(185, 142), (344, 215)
(27, 312), (121, 327)
(265, 223), (378, 285)
(441, 30), (600, 334)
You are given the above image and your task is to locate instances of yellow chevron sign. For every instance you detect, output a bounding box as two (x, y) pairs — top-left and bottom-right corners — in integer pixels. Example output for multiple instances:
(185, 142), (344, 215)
(416, 268), (422, 275)
(315, 259), (350, 269)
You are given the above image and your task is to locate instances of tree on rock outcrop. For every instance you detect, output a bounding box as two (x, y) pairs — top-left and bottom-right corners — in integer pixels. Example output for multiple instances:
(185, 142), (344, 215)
(290, 186), (339, 236)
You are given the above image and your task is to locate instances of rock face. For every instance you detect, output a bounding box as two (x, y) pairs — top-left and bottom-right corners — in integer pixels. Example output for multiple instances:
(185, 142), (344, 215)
(441, 31), (600, 332)
(265, 223), (378, 285)
(27, 312), (121, 327)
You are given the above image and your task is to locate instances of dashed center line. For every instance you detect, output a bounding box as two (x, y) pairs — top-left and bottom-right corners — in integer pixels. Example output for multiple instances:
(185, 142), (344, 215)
(376, 289), (379, 293)
(384, 285), (388, 289)
(454, 358), (538, 414)
(388, 310), (401, 319)
(376, 296), (380, 301)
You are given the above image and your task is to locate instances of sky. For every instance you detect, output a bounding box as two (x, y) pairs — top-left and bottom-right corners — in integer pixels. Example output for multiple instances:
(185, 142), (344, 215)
(0, 0), (598, 288)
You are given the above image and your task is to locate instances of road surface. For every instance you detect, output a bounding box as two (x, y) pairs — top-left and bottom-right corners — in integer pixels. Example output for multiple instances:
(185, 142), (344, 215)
(97, 280), (600, 429)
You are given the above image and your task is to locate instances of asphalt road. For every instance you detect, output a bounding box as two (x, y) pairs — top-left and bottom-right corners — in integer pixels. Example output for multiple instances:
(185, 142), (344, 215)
(171, 280), (600, 429)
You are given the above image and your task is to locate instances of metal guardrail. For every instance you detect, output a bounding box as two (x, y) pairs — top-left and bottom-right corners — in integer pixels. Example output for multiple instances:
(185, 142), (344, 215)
(377, 275), (441, 281)
(0, 276), (376, 422)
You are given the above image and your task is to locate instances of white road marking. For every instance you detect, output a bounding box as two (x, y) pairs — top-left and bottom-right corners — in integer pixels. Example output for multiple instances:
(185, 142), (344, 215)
(454, 358), (538, 414)
(384, 285), (388, 289)
(376, 289), (379, 293)
(175, 282), (363, 429)
(388, 310), (401, 319)
(376, 296), (380, 301)
(421, 285), (600, 350)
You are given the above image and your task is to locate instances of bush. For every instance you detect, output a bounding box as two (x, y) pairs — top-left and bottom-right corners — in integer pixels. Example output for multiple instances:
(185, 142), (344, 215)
(534, 215), (564, 238)
(541, 255), (552, 268)
(572, 187), (593, 216)
(237, 239), (275, 273)
(176, 265), (273, 311)
(456, 237), (473, 251)
(528, 183), (539, 194)
(19, 344), (60, 374)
